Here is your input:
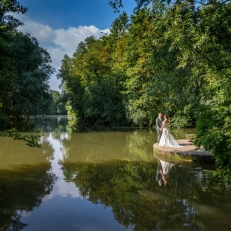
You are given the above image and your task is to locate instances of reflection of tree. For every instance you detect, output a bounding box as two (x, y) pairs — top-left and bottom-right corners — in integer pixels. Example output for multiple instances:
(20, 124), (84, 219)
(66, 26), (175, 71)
(61, 160), (231, 231)
(0, 133), (54, 168)
(62, 132), (132, 162)
(61, 129), (156, 162)
(61, 128), (196, 163)
(126, 130), (155, 161)
(0, 133), (56, 231)
(0, 163), (56, 231)
(29, 117), (68, 133)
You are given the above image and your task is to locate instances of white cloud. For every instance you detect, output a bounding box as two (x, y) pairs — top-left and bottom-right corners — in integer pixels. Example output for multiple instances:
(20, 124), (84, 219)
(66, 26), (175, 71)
(15, 14), (110, 91)
(19, 19), (55, 43)
(47, 47), (66, 70)
(43, 179), (82, 201)
(53, 26), (103, 55)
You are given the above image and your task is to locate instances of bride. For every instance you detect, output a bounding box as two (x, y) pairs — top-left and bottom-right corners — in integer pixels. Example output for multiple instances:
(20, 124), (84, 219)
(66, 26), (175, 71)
(159, 114), (182, 148)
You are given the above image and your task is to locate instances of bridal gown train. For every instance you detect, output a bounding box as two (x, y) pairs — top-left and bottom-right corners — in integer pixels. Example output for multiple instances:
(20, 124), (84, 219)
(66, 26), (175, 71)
(159, 126), (182, 148)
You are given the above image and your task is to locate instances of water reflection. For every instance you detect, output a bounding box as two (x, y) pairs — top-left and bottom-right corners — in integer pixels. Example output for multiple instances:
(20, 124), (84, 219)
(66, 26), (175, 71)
(29, 116), (69, 133)
(60, 158), (231, 231)
(61, 161), (182, 230)
(59, 130), (157, 164)
(1, 117), (231, 231)
(42, 133), (82, 201)
(0, 164), (56, 230)
(0, 133), (56, 231)
(0, 133), (54, 169)
(156, 159), (174, 186)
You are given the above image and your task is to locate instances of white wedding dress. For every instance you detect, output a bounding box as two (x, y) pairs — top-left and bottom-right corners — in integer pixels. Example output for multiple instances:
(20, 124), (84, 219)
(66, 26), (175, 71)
(160, 160), (174, 175)
(159, 126), (183, 148)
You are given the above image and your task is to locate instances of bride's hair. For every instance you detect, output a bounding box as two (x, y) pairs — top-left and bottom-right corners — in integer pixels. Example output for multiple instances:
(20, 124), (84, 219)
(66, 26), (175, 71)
(164, 114), (169, 120)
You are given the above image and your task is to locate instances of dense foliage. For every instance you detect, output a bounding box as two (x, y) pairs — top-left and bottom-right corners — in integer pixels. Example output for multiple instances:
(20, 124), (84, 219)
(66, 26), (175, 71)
(46, 90), (67, 115)
(58, 0), (231, 179)
(0, 0), (54, 129)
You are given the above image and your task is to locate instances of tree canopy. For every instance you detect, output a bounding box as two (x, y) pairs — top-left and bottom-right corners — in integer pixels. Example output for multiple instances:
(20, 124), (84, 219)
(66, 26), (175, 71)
(58, 0), (231, 178)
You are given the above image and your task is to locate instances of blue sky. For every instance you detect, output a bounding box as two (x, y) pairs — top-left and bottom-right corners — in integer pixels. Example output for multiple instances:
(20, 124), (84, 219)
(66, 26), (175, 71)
(17, 0), (136, 90)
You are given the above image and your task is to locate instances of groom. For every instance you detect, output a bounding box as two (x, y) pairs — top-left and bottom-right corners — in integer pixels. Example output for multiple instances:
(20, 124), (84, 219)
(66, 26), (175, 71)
(156, 112), (162, 144)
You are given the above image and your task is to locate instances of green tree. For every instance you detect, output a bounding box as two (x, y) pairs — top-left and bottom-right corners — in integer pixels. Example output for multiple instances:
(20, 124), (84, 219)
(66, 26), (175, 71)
(0, 0), (26, 127)
(58, 0), (231, 178)
(58, 36), (128, 126)
(48, 90), (67, 115)
(7, 32), (54, 119)
(0, 0), (54, 127)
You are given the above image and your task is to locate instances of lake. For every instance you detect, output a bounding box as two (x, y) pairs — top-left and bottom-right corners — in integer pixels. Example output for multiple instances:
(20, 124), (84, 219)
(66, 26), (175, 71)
(0, 116), (231, 231)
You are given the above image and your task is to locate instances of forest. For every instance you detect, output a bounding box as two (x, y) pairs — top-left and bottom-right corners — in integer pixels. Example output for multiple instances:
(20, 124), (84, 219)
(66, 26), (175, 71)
(0, 0), (231, 178)
(58, 0), (231, 178)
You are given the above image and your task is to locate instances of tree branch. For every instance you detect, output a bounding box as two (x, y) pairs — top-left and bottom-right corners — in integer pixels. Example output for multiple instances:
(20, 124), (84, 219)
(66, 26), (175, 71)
(198, 51), (231, 81)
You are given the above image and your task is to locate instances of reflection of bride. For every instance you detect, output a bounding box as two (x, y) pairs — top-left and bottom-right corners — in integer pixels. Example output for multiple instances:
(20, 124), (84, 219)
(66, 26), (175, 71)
(156, 159), (174, 186)
(160, 160), (174, 175)
(159, 114), (182, 148)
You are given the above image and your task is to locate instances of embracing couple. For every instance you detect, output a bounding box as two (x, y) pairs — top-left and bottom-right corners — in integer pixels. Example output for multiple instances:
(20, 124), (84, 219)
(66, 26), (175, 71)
(156, 113), (182, 148)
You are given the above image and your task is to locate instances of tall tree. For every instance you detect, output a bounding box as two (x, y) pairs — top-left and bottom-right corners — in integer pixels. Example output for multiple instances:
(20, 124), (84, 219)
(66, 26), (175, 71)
(0, 0), (27, 127)
(0, 1), (54, 127)
(8, 32), (54, 119)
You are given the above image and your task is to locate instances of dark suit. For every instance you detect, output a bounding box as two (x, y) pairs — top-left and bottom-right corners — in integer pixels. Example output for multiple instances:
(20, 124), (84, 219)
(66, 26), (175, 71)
(156, 117), (162, 143)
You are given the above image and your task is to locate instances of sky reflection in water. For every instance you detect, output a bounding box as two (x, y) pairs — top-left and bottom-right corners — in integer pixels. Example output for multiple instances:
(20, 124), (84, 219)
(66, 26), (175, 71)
(42, 133), (82, 201)
(0, 117), (231, 231)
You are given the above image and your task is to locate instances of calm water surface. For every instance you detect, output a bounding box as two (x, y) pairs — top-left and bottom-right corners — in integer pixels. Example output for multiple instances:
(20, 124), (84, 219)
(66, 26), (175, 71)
(0, 117), (231, 231)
